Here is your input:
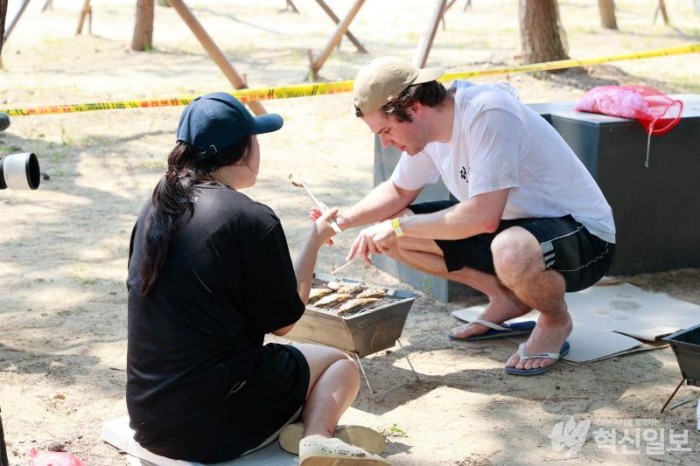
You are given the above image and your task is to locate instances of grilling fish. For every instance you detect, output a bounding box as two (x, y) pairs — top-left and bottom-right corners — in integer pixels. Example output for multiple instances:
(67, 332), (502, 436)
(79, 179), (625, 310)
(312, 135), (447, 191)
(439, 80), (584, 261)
(314, 292), (353, 307)
(337, 297), (380, 315)
(325, 280), (344, 291)
(309, 287), (334, 302)
(337, 283), (364, 295)
(357, 287), (387, 299)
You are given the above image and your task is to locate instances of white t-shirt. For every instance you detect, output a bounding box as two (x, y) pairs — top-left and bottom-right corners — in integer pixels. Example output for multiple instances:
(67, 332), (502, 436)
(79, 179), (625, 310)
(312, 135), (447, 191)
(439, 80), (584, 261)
(390, 82), (616, 243)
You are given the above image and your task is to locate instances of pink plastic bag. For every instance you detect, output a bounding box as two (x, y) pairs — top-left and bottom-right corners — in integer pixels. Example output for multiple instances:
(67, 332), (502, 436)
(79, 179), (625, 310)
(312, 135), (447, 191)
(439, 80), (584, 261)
(575, 85), (683, 136)
(29, 448), (86, 466)
(575, 85), (684, 167)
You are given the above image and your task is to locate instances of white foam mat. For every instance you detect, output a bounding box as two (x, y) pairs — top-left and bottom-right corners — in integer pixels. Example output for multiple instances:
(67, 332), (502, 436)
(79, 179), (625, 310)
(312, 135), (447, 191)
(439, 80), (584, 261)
(102, 417), (297, 466)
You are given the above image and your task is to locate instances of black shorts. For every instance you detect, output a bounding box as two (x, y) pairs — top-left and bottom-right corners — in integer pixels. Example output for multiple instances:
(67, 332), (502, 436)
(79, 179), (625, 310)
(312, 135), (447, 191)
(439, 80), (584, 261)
(409, 201), (615, 292)
(136, 343), (309, 463)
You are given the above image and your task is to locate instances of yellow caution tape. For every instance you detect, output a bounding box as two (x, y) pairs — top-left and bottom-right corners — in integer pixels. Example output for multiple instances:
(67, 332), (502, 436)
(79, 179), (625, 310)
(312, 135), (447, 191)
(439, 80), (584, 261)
(443, 43), (700, 80)
(2, 43), (698, 117)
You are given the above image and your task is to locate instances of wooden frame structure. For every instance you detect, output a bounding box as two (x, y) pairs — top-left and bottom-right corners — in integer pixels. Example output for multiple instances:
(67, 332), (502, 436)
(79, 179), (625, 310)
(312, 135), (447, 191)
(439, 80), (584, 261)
(167, 0), (267, 115)
(307, 0), (366, 80)
(315, 0), (367, 54)
(307, 0), (452, 80)
(75, 0), (92, 34)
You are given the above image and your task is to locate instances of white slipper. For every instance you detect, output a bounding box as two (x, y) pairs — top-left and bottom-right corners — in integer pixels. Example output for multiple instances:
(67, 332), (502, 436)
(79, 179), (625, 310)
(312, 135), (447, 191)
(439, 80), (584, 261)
(279, 422), (386, 455)
(299, 436), (389, 466)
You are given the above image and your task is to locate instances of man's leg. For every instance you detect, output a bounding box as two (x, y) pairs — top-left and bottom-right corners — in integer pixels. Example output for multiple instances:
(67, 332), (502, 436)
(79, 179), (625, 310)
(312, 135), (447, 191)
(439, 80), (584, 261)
(386, 236), (531, 339)
(490, 227), (572, 371)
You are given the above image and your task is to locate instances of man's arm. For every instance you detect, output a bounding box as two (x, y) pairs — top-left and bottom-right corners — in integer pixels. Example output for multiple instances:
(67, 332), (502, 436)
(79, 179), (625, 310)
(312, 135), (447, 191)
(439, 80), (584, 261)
(399, 188), (509, 239)
(346, 188), (510, 264)
(337, 180), (421, 230)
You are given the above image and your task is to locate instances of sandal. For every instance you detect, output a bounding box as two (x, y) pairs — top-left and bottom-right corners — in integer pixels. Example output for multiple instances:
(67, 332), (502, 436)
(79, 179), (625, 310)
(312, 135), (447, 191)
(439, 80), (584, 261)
(279, 422), (386, 455)
(299, 436), (389, 466)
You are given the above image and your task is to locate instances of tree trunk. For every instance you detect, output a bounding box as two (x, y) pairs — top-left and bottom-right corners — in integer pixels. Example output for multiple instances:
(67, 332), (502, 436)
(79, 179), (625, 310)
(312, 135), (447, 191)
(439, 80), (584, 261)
(157, 0), (171, 7)
(132, 0), (155, 51)
(519, 0), (568, 65)
(598, 0), (617, 29)
(0, 0), (7, 65)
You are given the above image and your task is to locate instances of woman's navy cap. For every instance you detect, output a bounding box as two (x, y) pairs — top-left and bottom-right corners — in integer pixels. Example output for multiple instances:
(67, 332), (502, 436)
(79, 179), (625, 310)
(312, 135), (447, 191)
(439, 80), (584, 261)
(176, 92), (284, 157)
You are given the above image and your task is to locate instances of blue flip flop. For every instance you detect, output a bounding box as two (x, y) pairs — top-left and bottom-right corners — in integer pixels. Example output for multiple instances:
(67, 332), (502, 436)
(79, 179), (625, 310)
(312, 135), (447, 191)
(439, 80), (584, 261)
(504, 341), (571, 376)
(448, 319), (536, 342)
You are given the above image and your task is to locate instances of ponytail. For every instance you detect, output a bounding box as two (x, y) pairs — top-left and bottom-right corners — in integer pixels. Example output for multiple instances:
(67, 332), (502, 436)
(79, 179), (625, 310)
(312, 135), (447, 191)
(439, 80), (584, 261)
(137, 137), (251, 295)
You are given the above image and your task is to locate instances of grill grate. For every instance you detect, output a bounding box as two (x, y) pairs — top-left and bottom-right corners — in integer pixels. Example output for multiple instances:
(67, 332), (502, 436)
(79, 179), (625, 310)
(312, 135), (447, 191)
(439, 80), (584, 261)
(307, 277), (402, 318)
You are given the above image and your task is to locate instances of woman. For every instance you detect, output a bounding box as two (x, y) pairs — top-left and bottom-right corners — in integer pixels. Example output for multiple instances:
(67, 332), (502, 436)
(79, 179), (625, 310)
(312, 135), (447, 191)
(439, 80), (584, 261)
(126, 93), (387, 465)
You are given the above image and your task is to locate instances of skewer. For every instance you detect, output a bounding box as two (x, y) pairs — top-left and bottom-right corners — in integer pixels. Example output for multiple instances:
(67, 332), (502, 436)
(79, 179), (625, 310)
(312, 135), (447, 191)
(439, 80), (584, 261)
(331, 259), (354, 275)
(288, 174), (342, 233)
(289, 174), (341, 272)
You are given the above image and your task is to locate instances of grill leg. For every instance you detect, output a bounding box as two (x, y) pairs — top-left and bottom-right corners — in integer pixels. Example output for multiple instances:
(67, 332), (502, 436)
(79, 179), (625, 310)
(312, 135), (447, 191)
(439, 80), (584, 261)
(353, 352), (374, 396)
(660, 377), (686, 413)
(396, 338), (420, 382)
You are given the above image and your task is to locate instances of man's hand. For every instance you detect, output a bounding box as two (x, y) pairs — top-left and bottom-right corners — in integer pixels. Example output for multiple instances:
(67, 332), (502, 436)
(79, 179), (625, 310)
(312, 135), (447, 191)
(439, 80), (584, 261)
(346, 220), (396, 265)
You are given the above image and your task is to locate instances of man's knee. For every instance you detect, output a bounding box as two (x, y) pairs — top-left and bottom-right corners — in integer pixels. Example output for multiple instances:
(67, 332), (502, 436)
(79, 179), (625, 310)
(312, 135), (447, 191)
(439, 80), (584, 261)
(491, 227), (542, 280)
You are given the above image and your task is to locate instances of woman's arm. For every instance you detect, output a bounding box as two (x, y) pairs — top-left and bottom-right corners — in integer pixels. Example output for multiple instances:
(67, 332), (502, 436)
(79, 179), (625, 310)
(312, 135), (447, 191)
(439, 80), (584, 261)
(293, 208), (339, 304)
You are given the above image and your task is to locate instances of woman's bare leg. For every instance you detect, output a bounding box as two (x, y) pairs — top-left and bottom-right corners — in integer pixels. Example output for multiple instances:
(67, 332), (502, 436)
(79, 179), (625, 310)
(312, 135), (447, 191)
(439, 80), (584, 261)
(293, 343), (360, 437)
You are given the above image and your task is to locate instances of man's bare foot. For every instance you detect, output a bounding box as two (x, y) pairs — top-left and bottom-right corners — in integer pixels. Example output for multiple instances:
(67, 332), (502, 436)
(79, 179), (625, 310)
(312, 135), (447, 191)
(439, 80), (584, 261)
(505, 311), (573, 371)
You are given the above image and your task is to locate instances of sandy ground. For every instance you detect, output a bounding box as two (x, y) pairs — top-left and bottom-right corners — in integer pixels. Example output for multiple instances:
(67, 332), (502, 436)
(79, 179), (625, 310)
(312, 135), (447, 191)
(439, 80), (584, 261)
(1, 1), (700, 464)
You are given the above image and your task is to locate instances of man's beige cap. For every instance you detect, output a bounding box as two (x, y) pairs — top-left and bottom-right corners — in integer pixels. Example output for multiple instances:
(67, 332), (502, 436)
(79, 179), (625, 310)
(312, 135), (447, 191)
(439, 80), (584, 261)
(353, 56), (445, 115)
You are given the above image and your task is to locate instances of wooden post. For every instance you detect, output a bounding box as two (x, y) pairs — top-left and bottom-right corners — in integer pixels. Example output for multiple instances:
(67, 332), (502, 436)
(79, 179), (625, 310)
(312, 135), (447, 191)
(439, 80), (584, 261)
(441, 0), (458, 30)
(413, 0), (446, 68)
(0, 0), (7, 66)
(4, 0), (32, 42)
(167, 0), (266, 115)
(76, 0), (92, 35)
(315, 0), (367, 53)
(654, 0), (670, 25)
(308, 0), (365, 80)
(285, 0), (299, 13)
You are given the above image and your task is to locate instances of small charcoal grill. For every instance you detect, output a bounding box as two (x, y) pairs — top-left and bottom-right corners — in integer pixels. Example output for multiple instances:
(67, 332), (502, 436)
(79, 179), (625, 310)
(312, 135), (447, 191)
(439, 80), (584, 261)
(285, 273), (420, 395)
(659, 324), (700, 412)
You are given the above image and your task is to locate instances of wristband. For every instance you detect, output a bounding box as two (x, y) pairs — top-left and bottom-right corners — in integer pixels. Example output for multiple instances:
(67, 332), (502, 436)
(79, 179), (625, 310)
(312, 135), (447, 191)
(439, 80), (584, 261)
(391, 217), (405, 237)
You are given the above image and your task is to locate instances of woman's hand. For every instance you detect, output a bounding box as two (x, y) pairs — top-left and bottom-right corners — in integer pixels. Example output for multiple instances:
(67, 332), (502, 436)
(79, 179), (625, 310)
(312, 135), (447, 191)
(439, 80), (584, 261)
(310, 207), (340, 247)
(309, 206), (347, 246)
(310, 207), (350, 230)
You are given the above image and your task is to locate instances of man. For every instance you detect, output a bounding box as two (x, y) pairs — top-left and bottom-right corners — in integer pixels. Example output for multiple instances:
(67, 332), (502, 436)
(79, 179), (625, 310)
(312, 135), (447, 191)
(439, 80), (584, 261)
(332, 56), (615, 376)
